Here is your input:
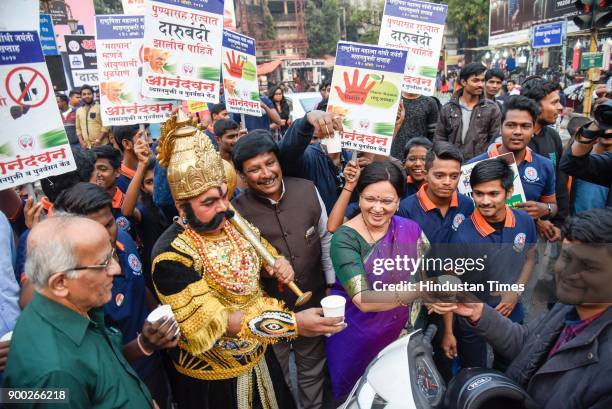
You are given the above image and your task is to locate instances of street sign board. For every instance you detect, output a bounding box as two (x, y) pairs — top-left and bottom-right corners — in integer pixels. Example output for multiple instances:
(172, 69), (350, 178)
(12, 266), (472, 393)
(581, 52), (604, 70)
(284, 59), (325, 69)
(532, 21), (564, 48)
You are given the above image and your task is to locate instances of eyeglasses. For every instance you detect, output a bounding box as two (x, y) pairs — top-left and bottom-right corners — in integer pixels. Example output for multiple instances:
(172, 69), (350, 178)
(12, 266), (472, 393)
(66, 248), (117, 273)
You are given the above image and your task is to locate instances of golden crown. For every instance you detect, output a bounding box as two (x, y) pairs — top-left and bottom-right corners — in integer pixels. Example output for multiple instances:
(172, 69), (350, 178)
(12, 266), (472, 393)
(156, 109), (227, 200)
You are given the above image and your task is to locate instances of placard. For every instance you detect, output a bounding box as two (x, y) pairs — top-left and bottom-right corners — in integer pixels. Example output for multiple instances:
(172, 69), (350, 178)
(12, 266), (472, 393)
(96, 15), (173, 126)
(458, 152), (527, 207)
(379, 0), (447, 96)
(221, 29), (261, 116)
(327, 41), (407, 156)
(142, 0), (224, 103)
(0, 31), (76, 189)
(65, 34), (98, 87)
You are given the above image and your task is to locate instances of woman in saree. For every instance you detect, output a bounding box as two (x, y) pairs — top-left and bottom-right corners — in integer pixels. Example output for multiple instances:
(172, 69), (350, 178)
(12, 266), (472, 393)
(327, 160), (429, 401)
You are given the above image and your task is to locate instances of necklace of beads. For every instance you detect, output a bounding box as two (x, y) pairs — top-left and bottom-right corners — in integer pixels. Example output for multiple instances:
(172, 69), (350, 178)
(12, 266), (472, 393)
(184, 224), (257, 294)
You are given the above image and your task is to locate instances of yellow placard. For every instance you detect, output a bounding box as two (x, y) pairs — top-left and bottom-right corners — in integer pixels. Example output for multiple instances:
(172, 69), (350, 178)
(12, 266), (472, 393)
(187, 101), (207, 113)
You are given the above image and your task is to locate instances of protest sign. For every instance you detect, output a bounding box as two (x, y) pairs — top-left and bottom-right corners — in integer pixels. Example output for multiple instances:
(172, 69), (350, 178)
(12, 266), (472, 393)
(122, 0), (146, 15)
(65, 34), (98, 87)
(379, 0), (447, 96)
(0, 31), (76, 190)
(458, 152), (527, 207)
(327, 41), (407, 156)
(221, 29), (260, 116)
(39, 14), (59, 56)
(96, 15), (173, 126)
(142, 0), (224, 103)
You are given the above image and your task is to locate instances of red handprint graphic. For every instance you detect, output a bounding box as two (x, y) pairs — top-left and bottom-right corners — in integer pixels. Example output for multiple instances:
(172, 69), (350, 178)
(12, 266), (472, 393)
(334, 69), (376, 105)
(224, 50), (245, 78)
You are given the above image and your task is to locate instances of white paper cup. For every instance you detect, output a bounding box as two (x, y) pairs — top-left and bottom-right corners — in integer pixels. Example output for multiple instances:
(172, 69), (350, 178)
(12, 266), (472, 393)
(147, 304), (174, 323)
(0, 331), (13, 342)
(322, 130), (342, 154)
(321, 295), (346, 320)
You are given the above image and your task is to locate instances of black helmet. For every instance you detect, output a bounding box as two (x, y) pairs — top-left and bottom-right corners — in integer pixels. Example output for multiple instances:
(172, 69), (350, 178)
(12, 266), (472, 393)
(444, 368), (539, 409)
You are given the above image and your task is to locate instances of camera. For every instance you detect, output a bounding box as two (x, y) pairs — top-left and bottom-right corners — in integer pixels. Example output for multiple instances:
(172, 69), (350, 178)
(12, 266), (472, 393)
(593, 99), (612, 132)
(577, 100), (612, 141)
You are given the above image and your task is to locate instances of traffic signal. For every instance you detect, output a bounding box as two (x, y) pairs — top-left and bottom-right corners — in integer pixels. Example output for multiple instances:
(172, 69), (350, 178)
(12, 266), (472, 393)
(593, 0), (612, 28)
(574, 0), (612, 29)
(574, 0), (594, 30)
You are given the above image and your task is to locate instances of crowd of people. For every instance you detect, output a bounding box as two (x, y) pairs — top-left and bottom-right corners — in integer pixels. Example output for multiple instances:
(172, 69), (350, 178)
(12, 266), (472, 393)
(1, 61), (611, 409)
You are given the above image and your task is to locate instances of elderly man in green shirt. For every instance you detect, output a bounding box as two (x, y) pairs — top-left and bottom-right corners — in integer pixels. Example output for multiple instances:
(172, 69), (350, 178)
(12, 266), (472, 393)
(3, 216), (175, 408)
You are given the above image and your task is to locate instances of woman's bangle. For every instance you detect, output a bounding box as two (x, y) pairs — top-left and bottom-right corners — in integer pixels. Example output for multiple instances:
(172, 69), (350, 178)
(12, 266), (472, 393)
(343, 187), (353, 193)
(137, 333), (154, 356)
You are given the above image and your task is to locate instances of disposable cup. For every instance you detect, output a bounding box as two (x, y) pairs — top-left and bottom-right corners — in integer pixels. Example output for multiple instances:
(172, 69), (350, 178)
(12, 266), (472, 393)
(321, 295), (346, 321)
(147, 304), (174, 323)
(322, 131), (342, 154)
(0, 331), (12, 342)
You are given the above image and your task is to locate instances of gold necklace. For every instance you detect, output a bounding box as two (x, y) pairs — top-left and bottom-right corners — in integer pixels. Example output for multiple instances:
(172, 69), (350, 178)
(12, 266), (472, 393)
(184, 226), (258, 294)
(361, 213), (388, 243)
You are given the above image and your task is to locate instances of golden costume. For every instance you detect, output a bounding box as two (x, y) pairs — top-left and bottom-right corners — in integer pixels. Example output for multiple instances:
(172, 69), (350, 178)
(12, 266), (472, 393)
(151, 110), (297, 409)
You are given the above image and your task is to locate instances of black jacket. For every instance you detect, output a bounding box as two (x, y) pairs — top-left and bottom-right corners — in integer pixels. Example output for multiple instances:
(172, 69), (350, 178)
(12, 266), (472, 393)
(469, 304), (612, 409)
(434, 90), (501, 160)
(560, 144), (612, 207)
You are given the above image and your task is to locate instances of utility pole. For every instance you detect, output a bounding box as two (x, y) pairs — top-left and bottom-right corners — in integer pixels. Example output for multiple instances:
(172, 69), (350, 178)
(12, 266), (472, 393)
(583, 29), (598, 117)
(561, 17), (568, 87)
(342, 7), (347, 40)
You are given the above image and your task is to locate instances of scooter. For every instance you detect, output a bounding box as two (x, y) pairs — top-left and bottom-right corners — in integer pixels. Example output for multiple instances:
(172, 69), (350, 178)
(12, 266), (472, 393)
(340, 325), (537, 409)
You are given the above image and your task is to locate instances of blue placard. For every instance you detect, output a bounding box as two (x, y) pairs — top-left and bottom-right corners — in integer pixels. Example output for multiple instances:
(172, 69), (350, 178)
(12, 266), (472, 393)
(335, 42), (407, 74)
(0, 31), (45, 65)
(39, 14), (58, 56)
(96, 15), (144, 40)
(532, 22), (564, 48)
(155, 0), (224, 17)
(222, 29), (256, 55)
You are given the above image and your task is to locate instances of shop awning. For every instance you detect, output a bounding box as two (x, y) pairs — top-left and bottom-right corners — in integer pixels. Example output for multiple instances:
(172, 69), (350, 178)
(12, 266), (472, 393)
(257, 59), (283, 75)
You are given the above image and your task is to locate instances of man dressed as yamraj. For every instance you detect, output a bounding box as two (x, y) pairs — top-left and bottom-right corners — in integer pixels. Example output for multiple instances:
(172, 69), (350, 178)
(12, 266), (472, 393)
(151, 110), (345, 409)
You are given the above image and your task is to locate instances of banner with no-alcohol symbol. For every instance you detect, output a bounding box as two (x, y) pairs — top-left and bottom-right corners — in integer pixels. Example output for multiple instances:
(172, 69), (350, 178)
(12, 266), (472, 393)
(0, 31), (76, 189)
